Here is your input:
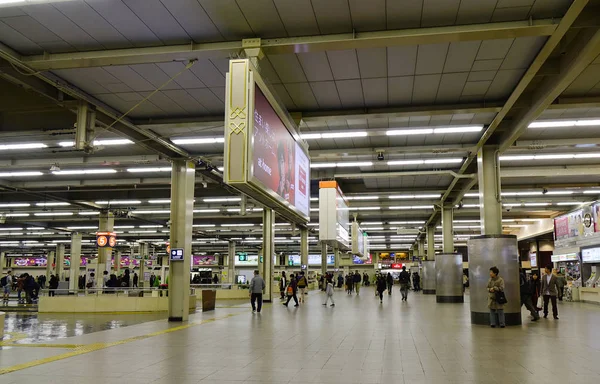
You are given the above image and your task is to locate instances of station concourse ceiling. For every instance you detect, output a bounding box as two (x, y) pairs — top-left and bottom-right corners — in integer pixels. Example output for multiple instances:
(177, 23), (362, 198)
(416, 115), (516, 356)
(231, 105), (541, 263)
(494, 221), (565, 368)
(1, 0), (600, 256)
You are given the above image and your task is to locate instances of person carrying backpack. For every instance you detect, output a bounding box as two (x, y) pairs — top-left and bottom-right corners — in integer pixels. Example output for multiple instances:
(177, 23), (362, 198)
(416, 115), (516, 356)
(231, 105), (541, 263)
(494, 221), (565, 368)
(283, 274), (299, 307)
(376, 275), (387, 303)
(398, 266), (411, 301)
(297, 272), (308, 303)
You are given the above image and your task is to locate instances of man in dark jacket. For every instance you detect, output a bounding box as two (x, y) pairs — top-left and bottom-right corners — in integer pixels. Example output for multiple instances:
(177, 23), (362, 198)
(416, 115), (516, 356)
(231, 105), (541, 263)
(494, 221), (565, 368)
(353, 271), (362, 295)
(520, 270), (540, 321)
(376, 275), (387, 303)
(386, 273), (394, 295)
(398, 267), (411, 301)
(283, 273), (299, 307)
(413, 272), (421, 292)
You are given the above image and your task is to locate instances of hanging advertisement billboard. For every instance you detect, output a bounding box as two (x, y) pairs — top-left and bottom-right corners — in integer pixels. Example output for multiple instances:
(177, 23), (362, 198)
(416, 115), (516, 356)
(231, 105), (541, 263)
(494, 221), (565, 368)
(318, 181), (350, 250)
(224, 59), (310, 224)
(352, 221), (368, 257)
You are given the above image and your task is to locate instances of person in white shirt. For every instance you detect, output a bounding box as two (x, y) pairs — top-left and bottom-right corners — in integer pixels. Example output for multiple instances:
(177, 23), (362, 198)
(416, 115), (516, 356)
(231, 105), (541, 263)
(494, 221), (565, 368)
(2, 270), (13, 303)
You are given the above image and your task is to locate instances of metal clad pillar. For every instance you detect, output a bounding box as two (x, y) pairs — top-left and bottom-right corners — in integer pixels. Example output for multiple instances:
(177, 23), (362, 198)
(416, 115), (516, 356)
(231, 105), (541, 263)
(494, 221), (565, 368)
(442, 206), (454, 254)
(228, 241), (236, 284)
(435, 253), (464, 303)
(426, 225), (435, 260)
(69, 233), (82, 291)
(321, 243), (327, 276)
(262, 208), (274, 302)
(140, 243), (149, 287)
(422, 260), (436, 295)
(46, 251), (54, 283)
(98, 210), (114, 282)
(0, 251), (5, 276)
(55, 244), (65, 281)
(468, 146), (521, 325)
(115, 250), (121, 276)
(168, 160), (195, 322)
(300, 227), (308, 270)
(418, 239), (425, 259)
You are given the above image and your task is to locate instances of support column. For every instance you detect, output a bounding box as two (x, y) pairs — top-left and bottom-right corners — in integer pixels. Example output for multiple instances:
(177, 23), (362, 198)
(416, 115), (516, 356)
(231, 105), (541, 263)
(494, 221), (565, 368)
(442, 205), (454, 254)
(168, 160), (195, 322)
(334, 248), (339, 270)
(227, 241), (236, 284)
(0, 251), (5, 276)
(426, 225), (435, 261)
(469, 145), (520, 325)
(114, 250), (121, 276)
(320, 242), (327, 276)
(262, 208), (274, 302)
(55, 244), (65, 281)
(97, 210), (114, 285)
(69, 233), (82, 291)
(139, 242), (149, 287)
(418, 239), (425, 260)
(46, 251), (54, 283)
(478, 146), (503, 234)
(300, 227), (308, 270)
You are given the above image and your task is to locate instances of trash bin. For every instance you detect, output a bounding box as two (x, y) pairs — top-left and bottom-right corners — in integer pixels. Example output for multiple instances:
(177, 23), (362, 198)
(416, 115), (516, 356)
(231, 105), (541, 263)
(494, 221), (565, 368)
(202, 290), (216, 312)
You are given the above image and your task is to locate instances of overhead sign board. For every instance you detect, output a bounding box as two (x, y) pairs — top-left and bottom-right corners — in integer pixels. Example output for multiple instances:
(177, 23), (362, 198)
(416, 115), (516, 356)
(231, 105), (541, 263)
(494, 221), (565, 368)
(224, 59), (310, 224)
(96, 232), (116, 248)
(170, 248), (184, 261)
(551, 253), (579, 262)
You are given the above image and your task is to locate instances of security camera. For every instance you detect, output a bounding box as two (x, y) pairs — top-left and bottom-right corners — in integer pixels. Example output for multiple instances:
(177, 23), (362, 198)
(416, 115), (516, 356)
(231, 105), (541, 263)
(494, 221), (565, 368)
(542, 188), (548, 194)
(506, 207), (511, 212)
(457, 201), (464, 209)
(377, 152), (385, 161)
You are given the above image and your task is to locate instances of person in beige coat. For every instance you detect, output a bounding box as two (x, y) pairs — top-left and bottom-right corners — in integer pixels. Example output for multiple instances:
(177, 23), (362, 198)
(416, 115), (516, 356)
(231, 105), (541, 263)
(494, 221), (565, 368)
(487, 266), (506, 328)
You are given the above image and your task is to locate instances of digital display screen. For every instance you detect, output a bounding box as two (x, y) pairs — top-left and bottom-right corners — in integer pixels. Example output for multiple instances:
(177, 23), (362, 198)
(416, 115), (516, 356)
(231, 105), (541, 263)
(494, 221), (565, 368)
(582, 247), (600, 263)
(252, 87), (310, 217)
(336, 188), (350, 248)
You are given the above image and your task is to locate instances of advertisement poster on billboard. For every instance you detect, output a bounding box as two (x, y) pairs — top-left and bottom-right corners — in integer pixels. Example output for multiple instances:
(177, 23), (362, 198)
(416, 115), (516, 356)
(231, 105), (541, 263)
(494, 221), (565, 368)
(192, 255), (217, 266)
(353, 254), (373, 265)
(336, 188), (350, 247)
(594, 203), (600, 233)
(252, 87), (310, 218)
(554, 216), (569, 240)
(568, 210), (583, 238)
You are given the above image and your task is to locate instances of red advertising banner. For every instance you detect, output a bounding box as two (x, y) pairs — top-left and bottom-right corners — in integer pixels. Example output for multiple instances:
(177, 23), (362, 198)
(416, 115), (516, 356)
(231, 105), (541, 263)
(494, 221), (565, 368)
(253, 87), (310, 217)
(554, 216), (569, 240)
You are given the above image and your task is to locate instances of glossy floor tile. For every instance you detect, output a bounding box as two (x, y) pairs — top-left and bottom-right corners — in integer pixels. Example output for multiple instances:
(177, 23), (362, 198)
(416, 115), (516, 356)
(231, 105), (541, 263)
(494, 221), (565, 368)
(1, 288), (600, 384)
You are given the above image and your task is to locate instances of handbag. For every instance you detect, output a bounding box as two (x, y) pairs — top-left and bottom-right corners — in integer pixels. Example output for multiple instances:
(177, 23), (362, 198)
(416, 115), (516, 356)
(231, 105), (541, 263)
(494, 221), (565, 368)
(495, 291), (508, 305)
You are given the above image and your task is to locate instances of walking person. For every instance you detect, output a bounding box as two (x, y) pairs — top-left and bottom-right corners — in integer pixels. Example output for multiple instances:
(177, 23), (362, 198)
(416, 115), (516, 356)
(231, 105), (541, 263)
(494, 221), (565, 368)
(353, 271), (362, 295)
(283, 273), (299, 307)
(280, 271), (287, 300)
(555, 270), (567, 301)
(337, 273), (344, 289)
(133, 272), (139, 288)
(541, 265), (559, 319)
(520, 270), (540, 322)
(376, 274), (387, 303)
(531, 272), (542, 311)
(249, 270), (265, 313)
(322, 277), (335, 307)
(2, 270), (13, 304)
(345, 274), (354, 295)
(48, 274), (59, 297)
(398, 266), (410, 301)
(297, 272), (308, 303)
(363, 272), (370, 287)
(413, 272), (421, 292)
(386, 273), (394, 295)
(487, 266), (506, 328)
(463, 272), (469, 292)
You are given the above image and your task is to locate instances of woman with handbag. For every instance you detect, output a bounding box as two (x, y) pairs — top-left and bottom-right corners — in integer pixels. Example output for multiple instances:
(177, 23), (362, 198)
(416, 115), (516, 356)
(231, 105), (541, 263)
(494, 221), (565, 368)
(487, 266), (506, 328)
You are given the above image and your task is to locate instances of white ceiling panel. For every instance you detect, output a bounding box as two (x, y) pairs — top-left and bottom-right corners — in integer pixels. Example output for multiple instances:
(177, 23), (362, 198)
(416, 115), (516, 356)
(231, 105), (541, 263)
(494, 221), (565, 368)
(529, 0), (571, 18)
(273, 0), (320, 36)
(236, 0), (287, 38)
(462, 81), (491, 97)
(197, 0), (253, 40)
(129, 64), (181, 90)
(23, 4), (99, 51)
(563, 64), (600, 96)
(104, 66), (155, 92)
(362, 78), (388, 107)
(386, 0), (422, 29)
(443, 41), (481, 73)
(416, 43), (449, 75)
(485, 69), (525, 99)
(159, 0), (223, 42)
(139, 91), (186, 115)
(472, 112), (497, 124)
(271, 84), (296, 110)
(102, 82), (133, 93)
(421, 0), (461, 27)
(162, 90), (209, 115)
(123, 0), (190, 44)
(86, 0), (160, 46)
(388, 77), (414, 105)
(348, 0), (386, 31)
(501, 36), (545, 70)
(37, 40), (74, 53)
(467, 71), (497, 82)
(52, 1), (132, 49)
(471, 59), (503, 72)
(491, 6), (530, 22)
(456, 0), (497, 24)
(268, 54), (307, 83)
(0, 21), (41, 54)
(311, 0), (352, 34)
(388, 46), (418, 77)
(189, 59), (226, 88)
(187, 88), (225, 114)
(496, 0), (534, 7)
(156, 62), (206, 89)
(327, 50), (361, 80)
(115, 92), (144, 102)
(255, 58), (281, 84)
(412, 75), (441, 104)
(297, 52), (334, 82)
(436, 73), (469, 103)
(284, 83), (319, 109)
(357, 48), (387, 78)
(0, 7), (26, 17)
(52, 68), (110, 94)
(2, 15), (62, 44)
(94, 93), (162, 117)
(211, 87), (225, 103)
(336, 80), (364, 109)
(309, 81), (342, 109)
(477, 39), (514, 60)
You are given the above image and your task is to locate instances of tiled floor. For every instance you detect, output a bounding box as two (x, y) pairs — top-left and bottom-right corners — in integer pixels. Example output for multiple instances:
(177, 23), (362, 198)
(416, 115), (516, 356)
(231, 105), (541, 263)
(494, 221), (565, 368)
(2, 288), (600, 383)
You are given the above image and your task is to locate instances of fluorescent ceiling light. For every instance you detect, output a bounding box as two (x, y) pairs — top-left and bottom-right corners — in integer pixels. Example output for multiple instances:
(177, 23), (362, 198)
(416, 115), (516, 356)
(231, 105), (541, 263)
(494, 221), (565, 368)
(194, 209), (221, 213)
(346, 196), (379, 200)
(129, 230), (157, 233)
(464, 193), (479, 197)
(171, 137), (224, 145)
(36, 202), (70, 207)
(34, 212), (74, 216)
(386, 125), (482, 136)
(67, 226), (98, 230)
(347, 206), (380, 211)
(500, 153), (600, 161)
(0, 227), (23, 231)
(501, 191), (543, 196)
(310, 197), (318, 201)
(59, 139), (133, 147)
(389, 205), (434, 210)
(203, 197), (241, 202)
(148, 199), (171, 204)
(53, 169), (117, 175)
(387, 128), (433, 136)
(3, 213), (30, 217)
(114, 226), (135, 229)
(528, 119), (600, 128)
(0, 143), (47, 150)
(545, 191), (574, 195)
(388, 194), (440, 199)
(139, 225), (163, 228)
(522, 203), (551, 206)
(321, 131), (367, 139)
(127, 167), (171, 173)
(360, 222), (383, 225)
(95, 200), (142, 205)
(133, 210), (170, 214)
(461, 204), (480, 208)
(27, 227), (44, 230)
(0, 171), (43, 177)
(499, 155), (534, 161)
(193, 224), (215, 227)
(337, 162), (373, 167)
(0, 203), (30, 208)
(424, 158), (463, 164)
(221, 223), (254, 227)
(387, 158), (463, 166)
(78, 211), (99, 215)
(433, 126), (483, 134)
(388, 221), (424, 224)
(556, 202), (586, 206)
(583, 190), (600, 194)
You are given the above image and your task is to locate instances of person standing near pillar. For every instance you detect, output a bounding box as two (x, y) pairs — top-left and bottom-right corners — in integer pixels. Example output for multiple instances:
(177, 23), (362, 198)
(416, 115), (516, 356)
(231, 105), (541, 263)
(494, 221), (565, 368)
(2, 270), (13, 304)
(487, 266), (506, 328)
(520, 270), (539, 322)
(322, 276), (335, 307)
(249, 270), (265, 313)
(398, 266), (410, 301)
(279, 271), (287, 300)
(541, 265), (559, 320)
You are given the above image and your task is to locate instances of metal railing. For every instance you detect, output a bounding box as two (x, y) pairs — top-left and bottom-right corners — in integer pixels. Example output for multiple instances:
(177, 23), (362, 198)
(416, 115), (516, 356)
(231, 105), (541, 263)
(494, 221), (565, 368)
(37, 287), (195, 297)
(190, 283), (232, 290)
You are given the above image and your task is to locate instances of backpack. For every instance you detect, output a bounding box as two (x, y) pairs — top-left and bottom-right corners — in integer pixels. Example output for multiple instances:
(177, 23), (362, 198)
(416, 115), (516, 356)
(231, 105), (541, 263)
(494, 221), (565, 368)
(298, 276), (307, 288)
(1, 276), (7, 287)
(286, 285), (294, 296)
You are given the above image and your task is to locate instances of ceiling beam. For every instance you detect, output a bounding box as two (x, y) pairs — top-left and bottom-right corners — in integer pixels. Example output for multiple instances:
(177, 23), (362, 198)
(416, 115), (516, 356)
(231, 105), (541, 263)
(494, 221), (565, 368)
(15, 20), (560, 71)
(0, 155), (164, 169)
